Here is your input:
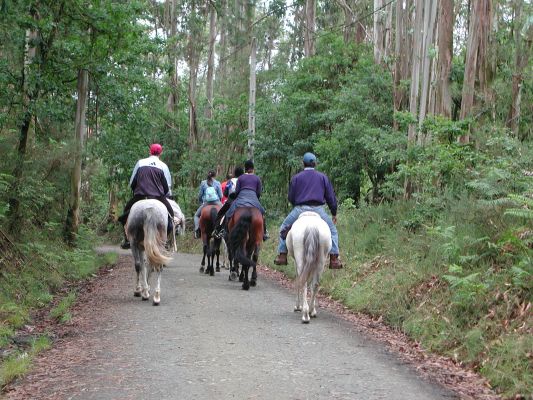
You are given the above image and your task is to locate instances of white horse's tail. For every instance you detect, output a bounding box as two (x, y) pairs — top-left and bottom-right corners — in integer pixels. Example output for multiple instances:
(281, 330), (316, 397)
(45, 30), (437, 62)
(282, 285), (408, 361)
(144, 209), (171, 266)
(297, 226), (321, 288)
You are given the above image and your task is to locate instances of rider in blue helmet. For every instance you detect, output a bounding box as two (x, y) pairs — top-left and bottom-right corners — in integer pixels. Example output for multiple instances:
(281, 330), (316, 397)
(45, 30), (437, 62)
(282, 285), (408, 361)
(273, 152), (343, 269)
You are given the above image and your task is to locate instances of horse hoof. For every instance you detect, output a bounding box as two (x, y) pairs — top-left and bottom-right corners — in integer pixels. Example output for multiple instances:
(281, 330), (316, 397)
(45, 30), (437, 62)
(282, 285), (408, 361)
(209, 270), (214, 276)
(153, 301), (160, 306)
(230, 272), (238, 281)
(250, 280), (256, 287)
(134, 291), (141, 297)
(204, 268), (209, 274)
(294, 307), (302, 312)
(142, 296), (149, 301)
(302, 319), (310, 324)
(242, 284), (250, 291)
(199, 267), (204, 274)
(216, 266), (220, 272)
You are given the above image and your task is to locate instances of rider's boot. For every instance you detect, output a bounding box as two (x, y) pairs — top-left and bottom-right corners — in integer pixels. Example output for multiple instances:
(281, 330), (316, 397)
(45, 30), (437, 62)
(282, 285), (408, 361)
(194, 228), (201, 239)
(329, 254), (343, 269)
(274, 253), (287, 265)
(120, 232), (130, 249)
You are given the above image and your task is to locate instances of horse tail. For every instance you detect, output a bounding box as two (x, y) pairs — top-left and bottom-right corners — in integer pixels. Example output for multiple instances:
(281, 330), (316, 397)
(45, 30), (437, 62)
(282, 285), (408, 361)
(144, 208), (171, 267)
(297, 225), (321, 288)
(229, 213), (255, 267)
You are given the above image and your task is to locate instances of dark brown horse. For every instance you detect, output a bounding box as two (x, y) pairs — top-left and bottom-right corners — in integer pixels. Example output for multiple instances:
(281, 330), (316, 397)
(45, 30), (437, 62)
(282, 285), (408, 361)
(227, 207), (263, 290)
(199, 204), (222, 276)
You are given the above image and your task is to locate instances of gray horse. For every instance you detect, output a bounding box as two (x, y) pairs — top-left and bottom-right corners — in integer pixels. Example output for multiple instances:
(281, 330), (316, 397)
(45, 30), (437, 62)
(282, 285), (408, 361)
(125, 199), (171, 305)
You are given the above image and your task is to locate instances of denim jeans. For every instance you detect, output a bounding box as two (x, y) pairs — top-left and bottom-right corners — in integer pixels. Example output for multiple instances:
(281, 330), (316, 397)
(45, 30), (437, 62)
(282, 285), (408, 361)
(277, 205), (339, 255)
(194, 201), (222, 231)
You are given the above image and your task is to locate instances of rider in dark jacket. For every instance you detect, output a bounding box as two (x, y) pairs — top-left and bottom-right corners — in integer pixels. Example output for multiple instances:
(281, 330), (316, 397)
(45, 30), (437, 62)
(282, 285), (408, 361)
(273, 153), (342, 269)
(118, 144), (174, 249)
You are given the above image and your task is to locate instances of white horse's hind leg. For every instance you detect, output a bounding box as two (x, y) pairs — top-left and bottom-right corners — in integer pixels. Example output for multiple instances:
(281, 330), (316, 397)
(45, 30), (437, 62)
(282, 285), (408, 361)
(152, 267), (161, 306)
(132, 247), (143, 297)
(294, 263), (302, 312)
(310, 280), (319, 318)
(140, 260), (150, 301)
(302, 284), (310, 323)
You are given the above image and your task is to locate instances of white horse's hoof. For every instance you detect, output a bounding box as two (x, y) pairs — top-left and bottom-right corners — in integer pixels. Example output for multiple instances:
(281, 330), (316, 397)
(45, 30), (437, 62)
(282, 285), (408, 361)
(153, 292), (160, 305)
(302, 318), (310, 324)
(294, 306), (302, 312)
(134, 291), (141, 297)
(310, 313), (317, 318)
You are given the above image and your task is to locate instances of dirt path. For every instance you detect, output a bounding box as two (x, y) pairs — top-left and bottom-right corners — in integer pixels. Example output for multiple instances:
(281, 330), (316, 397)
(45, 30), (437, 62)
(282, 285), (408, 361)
(4, 247), (459, 400)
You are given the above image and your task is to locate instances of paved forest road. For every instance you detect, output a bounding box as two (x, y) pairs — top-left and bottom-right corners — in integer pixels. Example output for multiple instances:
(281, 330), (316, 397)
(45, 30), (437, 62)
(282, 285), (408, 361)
(6, 247), (456, 400)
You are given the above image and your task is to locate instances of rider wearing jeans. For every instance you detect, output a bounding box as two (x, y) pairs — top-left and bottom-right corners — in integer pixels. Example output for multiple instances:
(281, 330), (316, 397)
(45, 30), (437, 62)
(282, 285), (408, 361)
(193, 170), (223, 239)
(118, 143), (174, 249)
(274, 152), (343, 269)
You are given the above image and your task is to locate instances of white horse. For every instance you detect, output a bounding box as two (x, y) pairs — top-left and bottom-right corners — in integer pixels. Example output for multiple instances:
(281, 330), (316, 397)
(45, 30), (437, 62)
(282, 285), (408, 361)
(168, 199), (186, 237)
(125, 199), (171, 305)
(286, 211), (332, 323)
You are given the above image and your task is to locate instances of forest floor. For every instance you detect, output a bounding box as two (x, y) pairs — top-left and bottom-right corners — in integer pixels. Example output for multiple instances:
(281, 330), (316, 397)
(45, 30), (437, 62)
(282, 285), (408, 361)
(2, 247), (499, 400)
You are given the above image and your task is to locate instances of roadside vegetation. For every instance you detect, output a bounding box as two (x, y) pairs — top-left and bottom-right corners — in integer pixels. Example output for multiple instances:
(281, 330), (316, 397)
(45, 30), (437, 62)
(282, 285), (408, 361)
(0, 228), (117, 388)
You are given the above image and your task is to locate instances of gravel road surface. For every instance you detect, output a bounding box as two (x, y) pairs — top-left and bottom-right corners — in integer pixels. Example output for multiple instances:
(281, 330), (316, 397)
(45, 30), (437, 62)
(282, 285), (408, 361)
(5, 247), (456, 400)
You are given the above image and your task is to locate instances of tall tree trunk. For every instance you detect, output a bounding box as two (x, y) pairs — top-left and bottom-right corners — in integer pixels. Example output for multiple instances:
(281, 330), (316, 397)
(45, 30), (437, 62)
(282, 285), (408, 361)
(393, 0), (412, 125)
(507, 0), (532, 138)
(65, 69), (89, 244)
(373, 0), (385, 64)
(205, 2), (216, 125)
(459, 0), (492, 143)
(407, 0), (424, 144)
(166, 0), (179, 113)
(434, 0), (454, 118)
(417, 0), (438, 144)
(383, 1), (393, 61)
(335, 0), (354, 43)
(304, 0), (316, 57)
(8, 24), (38, 235)
(216, 0), (227, 92)
(248, 37), (257, 161)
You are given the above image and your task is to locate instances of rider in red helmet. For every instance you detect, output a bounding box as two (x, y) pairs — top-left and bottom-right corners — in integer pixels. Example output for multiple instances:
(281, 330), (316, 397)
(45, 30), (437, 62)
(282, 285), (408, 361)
(118, 143), (174, 249)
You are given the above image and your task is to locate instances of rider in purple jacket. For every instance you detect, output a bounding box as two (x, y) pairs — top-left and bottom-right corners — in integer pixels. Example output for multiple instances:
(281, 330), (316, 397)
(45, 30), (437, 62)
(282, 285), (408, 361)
(274, 153), (343, 269)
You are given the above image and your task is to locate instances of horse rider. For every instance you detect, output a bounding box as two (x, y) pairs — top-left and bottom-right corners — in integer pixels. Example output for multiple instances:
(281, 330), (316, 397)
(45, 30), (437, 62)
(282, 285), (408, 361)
(273, 152), (343, 269)
(212, 166), (244, 238)
(118, 143), (174, 249)
(193, 170), (223, 239)
(220, 173), (232, 204)
(214, 160), (269, 241)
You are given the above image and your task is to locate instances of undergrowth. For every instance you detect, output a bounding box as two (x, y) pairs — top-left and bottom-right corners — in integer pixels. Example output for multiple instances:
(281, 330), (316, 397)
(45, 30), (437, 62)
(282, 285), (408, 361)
(0, 226), (117, 388)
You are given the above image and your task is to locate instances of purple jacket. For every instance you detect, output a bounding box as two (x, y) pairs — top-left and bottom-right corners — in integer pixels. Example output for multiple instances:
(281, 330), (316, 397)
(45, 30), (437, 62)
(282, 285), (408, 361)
(235, 173), (262, 199)
(288, 168), (337, 216)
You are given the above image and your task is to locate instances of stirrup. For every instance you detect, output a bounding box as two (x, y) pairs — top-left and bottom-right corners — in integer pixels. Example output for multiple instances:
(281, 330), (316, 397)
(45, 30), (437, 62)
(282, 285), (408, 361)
(213, 228), (225, 239)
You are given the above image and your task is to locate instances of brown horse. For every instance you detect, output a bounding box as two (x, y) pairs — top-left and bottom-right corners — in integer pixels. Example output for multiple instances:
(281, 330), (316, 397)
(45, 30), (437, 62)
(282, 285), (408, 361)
(227, 207), (263, 290)
(199, 204), (222, 276)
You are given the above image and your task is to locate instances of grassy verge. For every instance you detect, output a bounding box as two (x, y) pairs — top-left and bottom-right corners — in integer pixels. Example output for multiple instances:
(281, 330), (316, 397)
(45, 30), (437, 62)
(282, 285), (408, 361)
(263, 197), (532, 399)
(0, 227), (118, 389)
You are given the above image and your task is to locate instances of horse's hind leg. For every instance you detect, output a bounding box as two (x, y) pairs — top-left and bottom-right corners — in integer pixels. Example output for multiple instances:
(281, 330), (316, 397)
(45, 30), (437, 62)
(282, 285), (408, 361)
(200, 244), (207, 273)
(152, 267), (162, 306)
(302, 284), (310, 323)
(241, 265), (250, 290)
(250, 264), (257, 287)
(310, 274), (320, 318)
(140, 259), (150, 301)
(215, 245), (220, 272)
(132, 246), (142, 297)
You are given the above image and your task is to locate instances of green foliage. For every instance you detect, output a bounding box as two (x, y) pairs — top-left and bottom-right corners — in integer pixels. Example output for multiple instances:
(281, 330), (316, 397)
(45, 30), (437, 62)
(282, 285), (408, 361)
(50, 292), (77, 323)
